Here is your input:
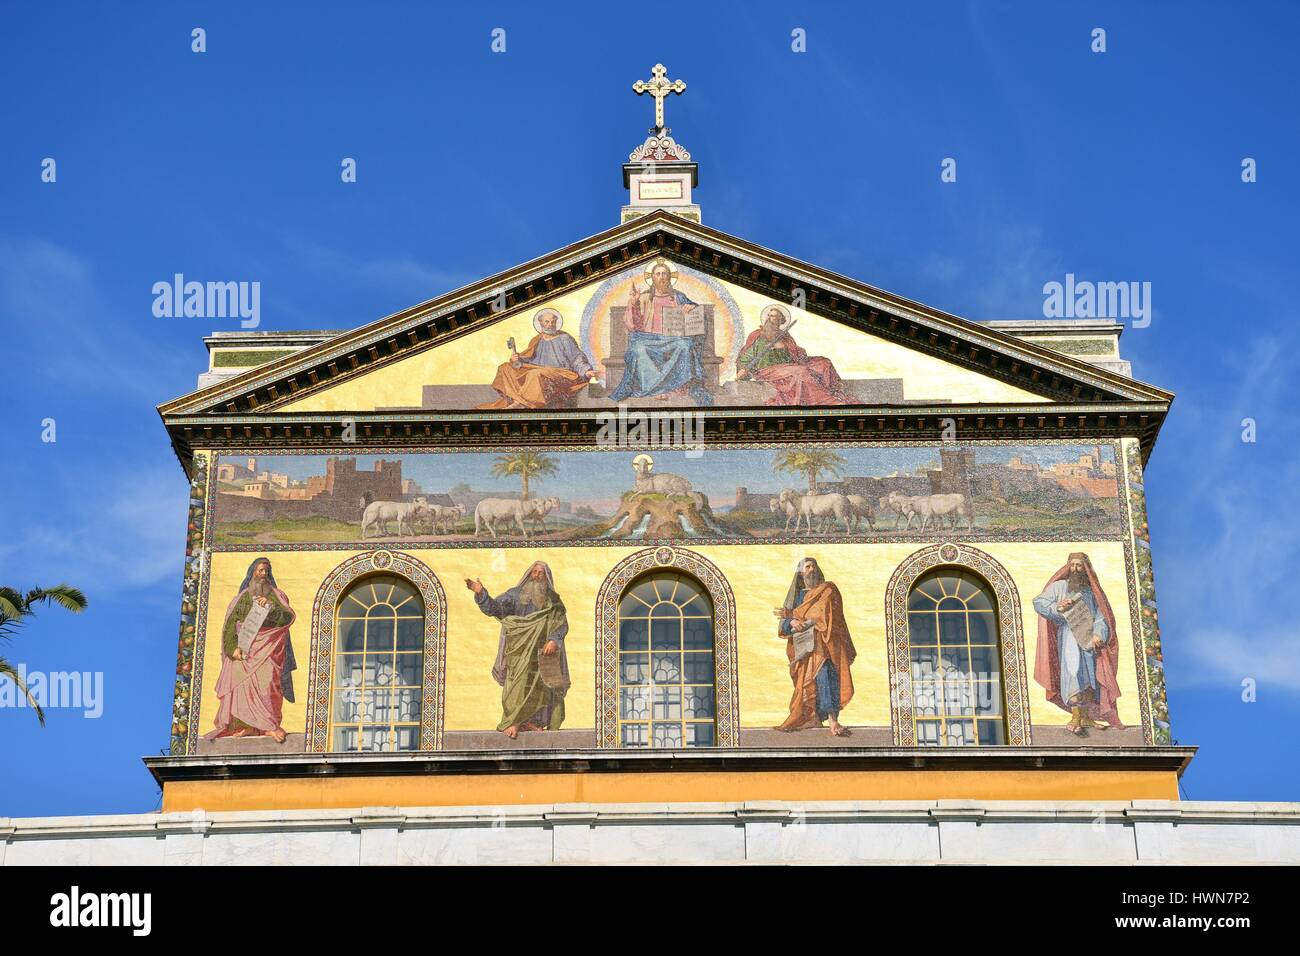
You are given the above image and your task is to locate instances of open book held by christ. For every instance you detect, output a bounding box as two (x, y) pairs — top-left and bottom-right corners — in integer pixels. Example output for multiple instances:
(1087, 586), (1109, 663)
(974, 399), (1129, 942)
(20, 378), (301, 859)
(236, 600), (273, 654)
(660, 306), (707, 337)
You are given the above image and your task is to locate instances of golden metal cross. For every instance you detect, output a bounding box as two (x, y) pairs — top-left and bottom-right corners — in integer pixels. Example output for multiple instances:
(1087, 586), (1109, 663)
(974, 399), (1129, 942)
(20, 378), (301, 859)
(632, 63), (686, 132)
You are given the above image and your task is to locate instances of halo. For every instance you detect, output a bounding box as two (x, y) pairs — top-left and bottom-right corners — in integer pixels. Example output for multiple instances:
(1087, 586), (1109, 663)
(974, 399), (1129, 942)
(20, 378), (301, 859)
(761, 303), (793, 331)
(533, 308), (564, 333)
(641, 258), (678, 288)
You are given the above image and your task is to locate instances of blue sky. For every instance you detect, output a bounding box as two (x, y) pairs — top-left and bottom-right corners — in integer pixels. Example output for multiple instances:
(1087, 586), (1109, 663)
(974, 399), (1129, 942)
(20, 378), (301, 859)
(1, 2), (1296, 816)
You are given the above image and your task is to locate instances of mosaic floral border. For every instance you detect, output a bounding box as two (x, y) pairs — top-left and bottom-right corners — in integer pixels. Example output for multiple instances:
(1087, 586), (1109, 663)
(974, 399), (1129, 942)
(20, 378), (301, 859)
(304, 550), (448, 752)
(170, 451), (209, 755)
(1124, 438), (1169, 743)
(883, 543), (1032, 746)
(594, 546), (740, 748)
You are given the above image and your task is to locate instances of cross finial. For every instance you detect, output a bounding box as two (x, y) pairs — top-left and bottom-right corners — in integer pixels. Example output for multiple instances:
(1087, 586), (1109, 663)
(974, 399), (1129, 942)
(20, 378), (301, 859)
(632, 63), (686, 133)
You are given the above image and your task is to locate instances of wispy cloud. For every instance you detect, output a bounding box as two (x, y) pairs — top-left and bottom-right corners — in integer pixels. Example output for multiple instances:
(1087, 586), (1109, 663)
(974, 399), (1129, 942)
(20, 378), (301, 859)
(0, 236), (193, 401)
(1160, 328), (1300, 693)
(0, 461), (188, 603)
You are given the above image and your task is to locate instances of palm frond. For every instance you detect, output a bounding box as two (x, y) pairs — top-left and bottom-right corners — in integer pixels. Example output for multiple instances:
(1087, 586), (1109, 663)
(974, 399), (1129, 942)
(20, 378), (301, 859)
(0, 656), (45, 726)
(24, 585), (88, 614)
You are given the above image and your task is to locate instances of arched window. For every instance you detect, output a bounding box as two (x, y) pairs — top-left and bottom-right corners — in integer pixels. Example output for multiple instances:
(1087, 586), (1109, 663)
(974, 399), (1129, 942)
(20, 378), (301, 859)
(907, 569), (1006, 746)
(616, 572), (715, 748)
(330, 574), (425, 752)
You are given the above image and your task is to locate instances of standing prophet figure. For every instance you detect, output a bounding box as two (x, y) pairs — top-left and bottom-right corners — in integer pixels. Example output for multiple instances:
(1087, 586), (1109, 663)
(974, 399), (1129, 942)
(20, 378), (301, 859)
(205, 556), (297, 744)
(773, 556), (856, 736)
(465, 561), (571, 738)
(1032, 552), (1122, 737)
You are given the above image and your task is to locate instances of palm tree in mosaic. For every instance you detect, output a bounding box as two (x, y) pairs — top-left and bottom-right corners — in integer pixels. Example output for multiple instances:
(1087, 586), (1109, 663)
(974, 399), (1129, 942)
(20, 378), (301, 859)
(773, 449), (848, 493)
(0, 585), (88, 726)
(491, 451), (559, 501)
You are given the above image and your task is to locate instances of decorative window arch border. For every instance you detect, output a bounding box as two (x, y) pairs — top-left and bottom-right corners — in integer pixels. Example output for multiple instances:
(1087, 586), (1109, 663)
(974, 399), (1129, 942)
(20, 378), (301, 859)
(885, 542), (1032, 746)
(595, 546), (740, 748)
(305, 550), (448, 752)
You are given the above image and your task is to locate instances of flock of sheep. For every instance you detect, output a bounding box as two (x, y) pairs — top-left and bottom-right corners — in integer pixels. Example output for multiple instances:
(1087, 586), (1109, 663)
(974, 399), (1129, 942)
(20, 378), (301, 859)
(358, 495), (563, 540)
(769, 488), (975, 533)
(355, 454), (977, 542)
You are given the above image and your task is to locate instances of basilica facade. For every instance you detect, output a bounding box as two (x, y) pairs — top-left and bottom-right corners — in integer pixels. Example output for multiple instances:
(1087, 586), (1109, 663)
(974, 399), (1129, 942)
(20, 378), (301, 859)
(149, 66), (1185, 816)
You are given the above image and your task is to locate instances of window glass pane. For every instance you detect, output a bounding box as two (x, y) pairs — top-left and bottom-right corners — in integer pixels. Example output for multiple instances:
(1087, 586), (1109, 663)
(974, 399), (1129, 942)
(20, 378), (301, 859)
(913, 680), (940, 717)
(651, 653), (682, 683)
(339, 618), (365, 652)
(652, 686), (682, 721)
(631, 581), (659, 605)
(394, 726), (420, 751)
(945, 720), (975, 746)
(683, 686), (714, 720)
(679, 595), (711, 617)
(371, 655), (397, 687)
(683, 618), (712, 650)
(938, 613), (967, 645)
(937, 596), (965, 612)
(621, 723), (648, 747)
(936, 575), (960, 597)
(918, 577), (945, 601)
(619, 618), (648, 651)
(369, 689), (393, 722)
(367, 616), (395, 651)
(652, 723), (683, 748)
(908, 612), (937, 645)
(910, 647), (938, 679)
(965, 588), (993, 611)
(973, 682), (1002, 716)
(333, 688), (362, 723)
(908, 589), (936, 611)
(619, 593), (651, 617)
(333, 726), (359, 752)
(396, 618), (423, 651)
(941, 647), (970, 678)
(968, 611), (995, 645)
(969, 645), (999, 680)
(620, 653), (649, 685)
(395, 653), (422, 686)
(394, 689), (421, 723)
(685, 723), (714, 747)
(650, 602), (680, 619)
(943, 681), (973, 716)
(335, 653), (363, 687)
(915, 720), (941, 746)
(651, 619), (681, 650)
(360, 725), (391, 752)
(620, 687), (649, 720)
(977, 720), (1005, 745)
(682, 652), (714, 684)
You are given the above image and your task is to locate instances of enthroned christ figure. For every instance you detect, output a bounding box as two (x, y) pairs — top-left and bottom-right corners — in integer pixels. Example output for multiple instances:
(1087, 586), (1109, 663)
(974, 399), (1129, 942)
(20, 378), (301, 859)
(478, 308), (596, 409)
(205, 556), (297, 744)
(609, 259), (714, 406)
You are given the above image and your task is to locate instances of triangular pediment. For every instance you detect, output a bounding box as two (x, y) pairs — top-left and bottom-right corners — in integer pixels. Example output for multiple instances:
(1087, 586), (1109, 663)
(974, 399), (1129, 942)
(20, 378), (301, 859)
(159, 212), (1172, 421)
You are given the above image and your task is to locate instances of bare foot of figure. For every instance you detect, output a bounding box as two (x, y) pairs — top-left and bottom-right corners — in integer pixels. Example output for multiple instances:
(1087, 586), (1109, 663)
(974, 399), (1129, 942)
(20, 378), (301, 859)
(517, 721), (544, 733)
(502, 725), (520, 739)
(231, 727), (254, 738)
(829, 717), (851, 737)
(267, 726), (287, 743)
